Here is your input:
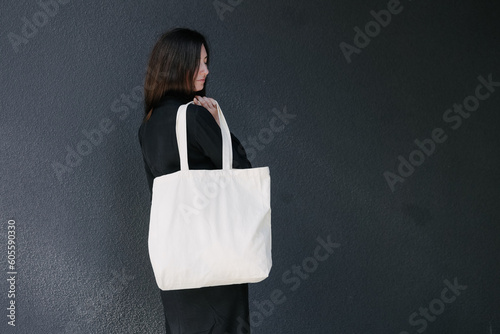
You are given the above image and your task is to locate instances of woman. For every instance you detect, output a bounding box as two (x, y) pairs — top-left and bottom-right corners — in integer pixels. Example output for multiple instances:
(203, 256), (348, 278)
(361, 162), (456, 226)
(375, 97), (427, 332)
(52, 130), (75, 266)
(138, 28), (252, 333)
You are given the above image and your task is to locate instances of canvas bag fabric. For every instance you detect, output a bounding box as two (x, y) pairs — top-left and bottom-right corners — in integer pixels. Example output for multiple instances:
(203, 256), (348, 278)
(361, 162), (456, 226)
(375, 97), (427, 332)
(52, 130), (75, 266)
(148, 101), (272, 291)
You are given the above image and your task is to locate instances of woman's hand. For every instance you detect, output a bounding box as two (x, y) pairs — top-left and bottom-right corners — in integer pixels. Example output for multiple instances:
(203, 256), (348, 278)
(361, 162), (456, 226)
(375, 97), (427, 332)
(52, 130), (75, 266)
(194, 96), (219, 126)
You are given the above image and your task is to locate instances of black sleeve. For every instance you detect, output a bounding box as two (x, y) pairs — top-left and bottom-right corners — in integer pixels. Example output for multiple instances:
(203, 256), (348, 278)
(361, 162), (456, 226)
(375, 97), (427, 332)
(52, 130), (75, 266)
(191, 105), (252, 169)
(138, 128), (155, 193)
(142, 156), (154, 193)
(230, 132), (252, 169)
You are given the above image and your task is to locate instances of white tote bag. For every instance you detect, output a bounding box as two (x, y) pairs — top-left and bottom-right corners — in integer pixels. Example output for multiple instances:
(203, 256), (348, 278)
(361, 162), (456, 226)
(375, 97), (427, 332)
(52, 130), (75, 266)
(148, 101), (272, 291)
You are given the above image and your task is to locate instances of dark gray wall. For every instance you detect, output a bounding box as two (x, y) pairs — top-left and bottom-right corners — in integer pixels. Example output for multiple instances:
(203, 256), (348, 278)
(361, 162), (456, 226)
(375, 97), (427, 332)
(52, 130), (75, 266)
(1, 0), (499, 333)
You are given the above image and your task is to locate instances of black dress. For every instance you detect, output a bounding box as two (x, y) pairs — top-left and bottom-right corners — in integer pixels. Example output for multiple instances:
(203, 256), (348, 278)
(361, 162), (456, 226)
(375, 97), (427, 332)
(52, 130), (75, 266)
(138, 93), (252, 334)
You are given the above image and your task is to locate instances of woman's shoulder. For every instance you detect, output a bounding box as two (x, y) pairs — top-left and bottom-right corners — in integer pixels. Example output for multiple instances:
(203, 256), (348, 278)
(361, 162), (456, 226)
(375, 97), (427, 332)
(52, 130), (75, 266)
(138, 100), (179, 138)
(151, 99), (211, 121)
(187, 103), (217, 126)
(139, 100), (216, 133)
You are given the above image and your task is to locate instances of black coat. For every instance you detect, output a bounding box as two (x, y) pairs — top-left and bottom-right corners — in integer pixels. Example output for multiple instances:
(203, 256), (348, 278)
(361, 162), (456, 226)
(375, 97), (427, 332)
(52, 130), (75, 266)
(138, 93), (252, 334)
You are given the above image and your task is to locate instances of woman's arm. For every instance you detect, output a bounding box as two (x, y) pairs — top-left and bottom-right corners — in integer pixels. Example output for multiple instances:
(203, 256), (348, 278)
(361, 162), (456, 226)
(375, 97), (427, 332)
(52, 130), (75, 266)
(193, 95), (219, 125)
(190, 105), (251, 169)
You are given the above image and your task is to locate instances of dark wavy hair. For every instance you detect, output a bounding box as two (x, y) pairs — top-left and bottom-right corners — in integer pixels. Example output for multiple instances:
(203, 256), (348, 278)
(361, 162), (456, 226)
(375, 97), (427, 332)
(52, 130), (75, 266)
(143, 28), (209, 121)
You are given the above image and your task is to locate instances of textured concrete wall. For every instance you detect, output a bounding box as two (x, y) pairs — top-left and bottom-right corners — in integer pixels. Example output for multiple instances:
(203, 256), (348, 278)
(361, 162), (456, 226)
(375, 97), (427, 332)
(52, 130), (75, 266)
(1, 0), (499, 333)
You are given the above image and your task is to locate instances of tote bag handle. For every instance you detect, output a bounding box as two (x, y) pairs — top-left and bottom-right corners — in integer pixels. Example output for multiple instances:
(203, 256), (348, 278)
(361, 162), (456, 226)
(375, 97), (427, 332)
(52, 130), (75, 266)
(176, 101), (233, 171)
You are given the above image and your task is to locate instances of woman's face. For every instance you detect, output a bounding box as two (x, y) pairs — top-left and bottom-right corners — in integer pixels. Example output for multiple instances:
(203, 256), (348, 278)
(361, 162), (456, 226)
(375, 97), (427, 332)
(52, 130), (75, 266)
(194, 44), (209, 92)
